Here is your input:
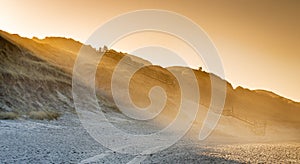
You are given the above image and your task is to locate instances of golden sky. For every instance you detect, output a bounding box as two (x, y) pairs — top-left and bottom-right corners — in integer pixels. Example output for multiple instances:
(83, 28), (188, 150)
(0, 0), (299, 101)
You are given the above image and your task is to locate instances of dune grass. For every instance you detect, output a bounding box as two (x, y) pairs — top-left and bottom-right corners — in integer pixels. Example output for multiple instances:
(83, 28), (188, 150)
(0, 111), (19, 120)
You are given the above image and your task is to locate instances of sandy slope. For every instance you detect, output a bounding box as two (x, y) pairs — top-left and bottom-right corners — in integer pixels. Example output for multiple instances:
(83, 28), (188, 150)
(0, 33), (73, 117)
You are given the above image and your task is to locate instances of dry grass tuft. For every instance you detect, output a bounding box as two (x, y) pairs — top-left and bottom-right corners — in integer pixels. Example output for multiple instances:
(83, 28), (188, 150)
(28, 111), (60, 120)
(0, 112), (19, 120)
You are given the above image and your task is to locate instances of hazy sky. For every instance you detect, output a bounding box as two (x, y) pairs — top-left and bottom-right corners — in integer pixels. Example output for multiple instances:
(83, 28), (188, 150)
(0, 0), (299, 101)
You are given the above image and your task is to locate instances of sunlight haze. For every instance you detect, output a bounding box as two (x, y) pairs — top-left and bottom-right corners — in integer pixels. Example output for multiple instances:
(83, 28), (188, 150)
(1, 0), (299, 101)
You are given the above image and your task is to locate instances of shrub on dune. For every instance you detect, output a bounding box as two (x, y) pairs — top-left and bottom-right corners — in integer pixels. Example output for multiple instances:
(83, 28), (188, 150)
(28, 111), (60, 120)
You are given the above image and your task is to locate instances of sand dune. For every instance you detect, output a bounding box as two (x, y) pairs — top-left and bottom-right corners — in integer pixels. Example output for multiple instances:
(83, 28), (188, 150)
(0, 30), (299, 142)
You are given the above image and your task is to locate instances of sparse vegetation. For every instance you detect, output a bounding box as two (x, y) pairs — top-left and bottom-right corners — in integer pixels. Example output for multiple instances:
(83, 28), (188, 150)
(0, 111), (19, 120)
(28, 111), (60, 120)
